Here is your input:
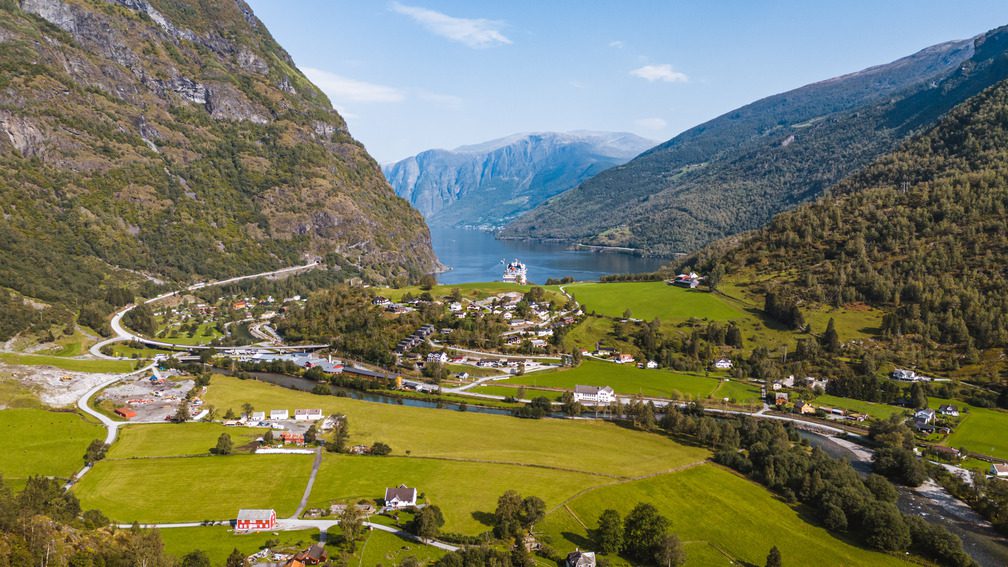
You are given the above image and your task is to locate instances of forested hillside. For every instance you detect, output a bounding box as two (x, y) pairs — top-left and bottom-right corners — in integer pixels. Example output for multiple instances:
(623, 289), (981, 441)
(0, 0), (436, 339)
(503, 27), (1008, 256)
(694, 76), (1008, 355)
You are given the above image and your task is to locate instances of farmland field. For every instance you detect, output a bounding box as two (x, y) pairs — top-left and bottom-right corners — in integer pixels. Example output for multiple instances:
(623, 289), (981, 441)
(159, 526), (321, 565)
(0, 408), (103, 487)
(109, 422), (269, 458)
(471, 384), (562, 400)
(309, 455), (614, 535)
(203, 375), (709, 477)
(0, 353), (137, 373)
(564, 282), (744, 321)
(74, 454), (313, 522)
(930, 399), (1008, 459)
(540, 464), (911, 567)
(815, 395), (905, 420)
(499, 359), (760, 402)
(357, 528), (446, 565)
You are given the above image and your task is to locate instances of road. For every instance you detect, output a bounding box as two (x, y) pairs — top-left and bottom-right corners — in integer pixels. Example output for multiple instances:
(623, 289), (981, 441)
(292, 448), (323, 519)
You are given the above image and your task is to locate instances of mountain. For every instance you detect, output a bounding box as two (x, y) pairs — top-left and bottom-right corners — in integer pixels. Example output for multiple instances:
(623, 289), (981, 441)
(693, 74), (1008, 352)
(502, 28), (1008, 255)
(383, 131), (654, 229)
(0, 0), (436, 338)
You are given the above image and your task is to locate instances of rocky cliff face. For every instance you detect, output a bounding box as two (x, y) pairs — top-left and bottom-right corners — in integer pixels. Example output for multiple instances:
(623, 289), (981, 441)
(0, 0), (436, 314)
(384, 131), (653, 228)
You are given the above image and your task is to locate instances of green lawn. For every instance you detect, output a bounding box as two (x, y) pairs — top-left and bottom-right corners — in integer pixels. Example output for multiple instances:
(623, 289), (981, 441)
(500, 359), (759, 402)
(160, 526), (321, 565)
(0, 408), (103, 487)
(310, 455), (611, 535)
(74, 454), (313, 522)
(565, 282), (744, 322)
(106, 343), (174, 359)
(471, 384), (562, 400)
(930, 398), (1008, 459)
(540, 464), (911, 567)
(561, 315), (636, 354)
(815, 395), (905, 420)
(358, 528), (446, 566)
(109, 423), (268, 459)
(204, 375), (709, 478)
(0, 353), (137, 373)
(0, 377), (43, 409)
(155, 322), (223, 346)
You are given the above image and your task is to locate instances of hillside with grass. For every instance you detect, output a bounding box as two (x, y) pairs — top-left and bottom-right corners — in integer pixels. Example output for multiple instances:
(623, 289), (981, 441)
(0, 0), (437, 341)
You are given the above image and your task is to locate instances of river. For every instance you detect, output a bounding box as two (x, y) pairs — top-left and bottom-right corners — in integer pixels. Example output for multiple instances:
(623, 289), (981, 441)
(430, 226), (667, 284)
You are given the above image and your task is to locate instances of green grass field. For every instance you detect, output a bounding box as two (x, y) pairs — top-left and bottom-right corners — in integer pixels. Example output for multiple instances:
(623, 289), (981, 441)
(561, 315), (636, 353)
(109, 423), (268, 459)
(74, 454), (313, 522)
(159, 526), (321, 565)
(155, 322), (223, 346)
(0, 377), (43, 409)
(815, 395), (905, 420)
(0, 408), (103, 487)
(358, 528), (446, 566)
(471, 384), (562, 400)
(37, 327), (96, 357)
(565, 282), (744, 322)
(309, 455), (611, 535)
(500, 359), (759, 402)
(0, 353), (137, 373)
(540, 464), (911, 567)
(106, 343), (174, 359)
(203, 375), (708, 478)
(930, 399), (1008, 459)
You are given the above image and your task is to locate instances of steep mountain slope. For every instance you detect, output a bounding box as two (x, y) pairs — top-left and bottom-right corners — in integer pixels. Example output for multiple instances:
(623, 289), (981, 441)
(0, 0), (436, 337)
(503, 29), (1008, 254)
(384, 131), (653, 228)
(696, 76), (1008, 352)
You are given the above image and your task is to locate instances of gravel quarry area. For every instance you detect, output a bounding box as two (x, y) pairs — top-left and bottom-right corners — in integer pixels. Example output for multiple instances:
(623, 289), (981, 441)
(97, 375), (195, 422)
(1, 363), (122, 407)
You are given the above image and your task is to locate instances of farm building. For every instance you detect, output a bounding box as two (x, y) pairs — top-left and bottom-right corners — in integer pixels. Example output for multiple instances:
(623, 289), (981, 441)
(115, 407), (137, 419)
(566, 550), (597, 567)
(294, 409), (323, 421)
(280, 432), (305, 446)
(613, 353), (634, 364)
(235, 509), (276, 531)
(250, 411), (266, 422)
(384, 485), (417, 509)
(269, 409), (289, 420)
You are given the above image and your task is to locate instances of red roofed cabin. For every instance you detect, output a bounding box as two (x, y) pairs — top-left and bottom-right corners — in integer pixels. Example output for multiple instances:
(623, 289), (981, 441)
(280, 431), (305, 446)
(115, 407), (137, 419)
(236, 508), (276, 531)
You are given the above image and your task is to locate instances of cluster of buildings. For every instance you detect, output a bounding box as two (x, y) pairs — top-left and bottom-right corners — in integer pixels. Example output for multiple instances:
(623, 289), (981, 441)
(395, 324), (435, 354)
(891, 369), (932, 382)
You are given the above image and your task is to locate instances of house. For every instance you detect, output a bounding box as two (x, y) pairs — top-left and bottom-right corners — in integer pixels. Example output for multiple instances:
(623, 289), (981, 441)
(795, 401), (816, 415)
(774, 392), (789, 405)
(280, 431), (305, 446)
(714, 358), (733, 370)
(991, 463), (1008, 478)
(930, 446), (961, 460)
(646, 360), (658, 369)
(286, 543), (328, 566)
(269, 409), (289, 420)
(372, 296), (391, 307)
(572, 385), (615, 405)
(613, 353), (634, 364)
(427, 352), (448, 364)
(671, 272), (701, 289)
(115, 407), (137, 419)
(914, 408), (936, 425)
(384, 485), (417, 509)
(294, 409), (323, 421)
(449, 302), (463, 312)
(450, 356), (466, 364)
(235, 509), (276, 531)
(530, 339), (548, 348)
(250, 411), (266, 422)
(938, 404), (960, 417)
(566, 550), (597, 567)
(891, 369), (924, 382)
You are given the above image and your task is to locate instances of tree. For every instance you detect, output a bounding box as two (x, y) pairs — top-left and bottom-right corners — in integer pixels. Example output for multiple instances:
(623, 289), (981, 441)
(419, 273), (437, 291)
(821, 317), (840, 353)
(370, 441), (392, 455)
(84, 439), (108, 464)
(596, 509), (623, 554)
(172, 401), (191, 423)
(304, 423), (318, 445)
(707, 263), (724, 291)
(180, 550), (211, 567)
(623, 308), (633, 319)
(765, 545), (782, 567)
(413, 505), (445, 541)
(520, 495), (546, 528)
(225, 548), (247, 567)
(909, 381), (928, 410)
(493, 490), (524, 539)
(862, 503), (911, 551)
(339, 505), (364, 551)
(655, 533), (685, 567)
(623, 503), (670, 562)
(241, 403), (254, 418)
(263, 429), (274, 445)
(215, 433), (233, 456)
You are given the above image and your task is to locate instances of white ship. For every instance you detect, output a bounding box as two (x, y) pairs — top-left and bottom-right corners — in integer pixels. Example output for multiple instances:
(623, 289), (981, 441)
(502, 258), (527, 285)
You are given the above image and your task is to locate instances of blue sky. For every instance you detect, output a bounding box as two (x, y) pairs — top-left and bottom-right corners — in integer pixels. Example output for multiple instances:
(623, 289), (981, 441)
(247, 1), (1008, 163)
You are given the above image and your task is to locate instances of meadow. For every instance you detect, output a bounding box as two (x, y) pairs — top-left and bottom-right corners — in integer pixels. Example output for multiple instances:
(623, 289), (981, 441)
(309, 455), (612, 535)
(376, 281), (566, 304)
(74, 454), (314, 522)
(471, 384), (562, 400)
(540, 464), (912, 567)
(930, 398), (1008, 459)
(563, 281), (743, 322)
(108, 422), (269, 458)
(203, 374), (709, 478)
(815, 394), (905, 420)
(499, 359), (760, 402)
(0, 353), (137, 373)
(0, 408), (103, 487)
(159, 526), (321, 565)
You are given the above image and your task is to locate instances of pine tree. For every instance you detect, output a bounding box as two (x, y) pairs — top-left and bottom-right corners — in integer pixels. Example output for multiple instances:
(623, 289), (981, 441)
(765, 545), (782, 567)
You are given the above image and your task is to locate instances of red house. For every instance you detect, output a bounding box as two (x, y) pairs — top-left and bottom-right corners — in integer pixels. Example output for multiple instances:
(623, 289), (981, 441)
(236, 509), (276, 531)
(280, 431), (305, 446)
(115, 407), (137, 419)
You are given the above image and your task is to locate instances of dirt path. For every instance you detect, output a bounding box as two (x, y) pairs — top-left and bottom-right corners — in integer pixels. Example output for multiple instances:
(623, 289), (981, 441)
(292, 448), (324, 518)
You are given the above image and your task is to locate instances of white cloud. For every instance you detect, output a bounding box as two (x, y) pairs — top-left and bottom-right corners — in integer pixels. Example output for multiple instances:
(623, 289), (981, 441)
(608, 40), (624, 49)
(416, 89), (463, 108)
(635, 117), (667, 131)
(630, 64), (689, 83)
(390, 2), (511, 48)
(303, 67), (405, 103)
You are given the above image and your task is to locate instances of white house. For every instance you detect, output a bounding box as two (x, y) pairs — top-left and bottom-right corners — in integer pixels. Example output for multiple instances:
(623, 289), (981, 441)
(294, 409), (323, 421)
(572, 385), (615, 405)
(426, 352), (448, 364)
(914, 408), (936, 425)
(646, 360), (658, 369)
(892, 369), (923, 382)
(449, 302), (463, 312)
(384, 485), (417, 509)
(714, 358), (733, 370)
(613, 353), (634, 364)
(991, 463), (1008, 478)
(250, 411), (266, 422)
(269, 409), (289, 421)
(938, 404), (960, 417)
(566, 550), (596, 567)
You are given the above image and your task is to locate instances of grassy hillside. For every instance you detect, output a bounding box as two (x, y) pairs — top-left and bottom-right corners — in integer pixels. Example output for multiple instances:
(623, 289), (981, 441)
(0, 408), (103, 488)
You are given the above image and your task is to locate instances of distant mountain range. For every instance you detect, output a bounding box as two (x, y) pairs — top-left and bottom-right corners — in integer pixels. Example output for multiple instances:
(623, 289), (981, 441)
(502, 26), (1008, 255)
(383, 131), (654, 229)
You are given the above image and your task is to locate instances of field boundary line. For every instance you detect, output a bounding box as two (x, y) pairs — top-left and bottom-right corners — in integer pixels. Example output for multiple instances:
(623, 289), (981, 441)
(548, 460), (710, 515)
(563, 504), (589, 531)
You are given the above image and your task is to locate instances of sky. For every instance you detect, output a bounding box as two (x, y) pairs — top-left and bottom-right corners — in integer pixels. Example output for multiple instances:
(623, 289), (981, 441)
(246, 1), (1008, 164)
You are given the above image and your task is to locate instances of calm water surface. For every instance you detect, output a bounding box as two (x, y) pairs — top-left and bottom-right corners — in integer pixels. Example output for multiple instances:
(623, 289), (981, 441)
(431, 227), (667, 284)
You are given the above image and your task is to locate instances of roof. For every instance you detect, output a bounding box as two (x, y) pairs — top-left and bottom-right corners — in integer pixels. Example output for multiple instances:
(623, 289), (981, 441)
(992, 463), (1008, 473)
(566, 550), (596, 567)
(574, 385), (613, 395)
(384, 486), (416, 502)
(237, 509), (275, 521)
(939, 404), (958, 411)
(295, 408), (323, 415)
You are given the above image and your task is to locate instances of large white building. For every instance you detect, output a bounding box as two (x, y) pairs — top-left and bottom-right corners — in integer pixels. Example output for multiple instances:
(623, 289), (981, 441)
(572, 385), (615, 405)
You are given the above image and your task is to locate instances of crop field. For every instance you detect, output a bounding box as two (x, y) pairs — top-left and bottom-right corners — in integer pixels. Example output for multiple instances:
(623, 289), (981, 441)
(309, 455), (611, 535)
(203, 375), (709, 477)
(159, 526), (321, 565)
(564, 282), (744, 322)
(931, 399), (1008, 459)
(499, 359), (760, 402)
(74, 454), (313, 522)
(540, 464), (911, 567)
(0, 408), (103, 487)
(109, 423), (269, 458)
(0, 353), (137, 373)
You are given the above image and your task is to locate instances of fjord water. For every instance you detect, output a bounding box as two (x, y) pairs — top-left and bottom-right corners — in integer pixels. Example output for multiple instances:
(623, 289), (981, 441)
(431, 226), (667, 284)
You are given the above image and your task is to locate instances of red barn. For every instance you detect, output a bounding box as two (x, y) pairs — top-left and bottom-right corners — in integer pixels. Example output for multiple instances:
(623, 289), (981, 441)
(115, 407), (137, 419)
(236, 509), (276, 531)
